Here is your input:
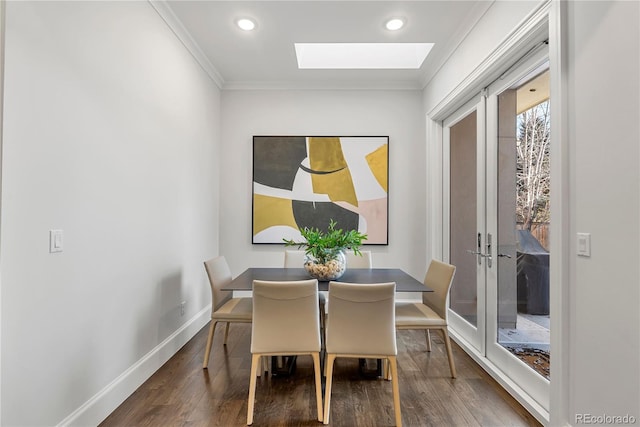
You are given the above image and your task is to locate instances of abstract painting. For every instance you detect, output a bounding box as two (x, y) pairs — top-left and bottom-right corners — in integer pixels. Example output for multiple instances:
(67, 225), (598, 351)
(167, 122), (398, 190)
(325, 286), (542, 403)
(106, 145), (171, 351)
(252, 136), (389, 244)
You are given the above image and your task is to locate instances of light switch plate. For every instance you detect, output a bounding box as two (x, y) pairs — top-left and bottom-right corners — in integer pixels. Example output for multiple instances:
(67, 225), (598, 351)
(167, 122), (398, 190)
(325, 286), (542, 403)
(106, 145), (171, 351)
(50, 229), (63, 253)
(577, 232), (590, 257)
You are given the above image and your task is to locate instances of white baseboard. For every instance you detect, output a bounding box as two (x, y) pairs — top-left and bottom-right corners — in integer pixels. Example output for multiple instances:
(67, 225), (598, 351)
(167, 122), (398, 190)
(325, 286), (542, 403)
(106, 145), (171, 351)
(57, 306), (211, 427)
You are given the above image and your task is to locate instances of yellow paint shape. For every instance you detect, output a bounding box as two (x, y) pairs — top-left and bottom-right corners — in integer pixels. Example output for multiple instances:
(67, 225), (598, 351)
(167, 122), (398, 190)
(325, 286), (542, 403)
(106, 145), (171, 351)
(313, 167), (358, 206)
(308, 137), (348, 171)
(366, 144), (388, 193)
(253, 194), (297, 235)
(308, 137), (358, 206)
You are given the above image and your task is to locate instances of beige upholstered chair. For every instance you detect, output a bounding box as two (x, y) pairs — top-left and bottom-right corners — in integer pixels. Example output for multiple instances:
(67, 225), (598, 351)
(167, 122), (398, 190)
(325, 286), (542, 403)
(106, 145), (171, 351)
(284, 249), (306, 268)
(247, 279), (323, 425)
(324, 281), (401, 426)
(284, 249), (327, 329)
(345, 250), (373, 268)
(285, 249), (373, 317)
(202, 256), (252, 369)
(395, 259), (457, 378)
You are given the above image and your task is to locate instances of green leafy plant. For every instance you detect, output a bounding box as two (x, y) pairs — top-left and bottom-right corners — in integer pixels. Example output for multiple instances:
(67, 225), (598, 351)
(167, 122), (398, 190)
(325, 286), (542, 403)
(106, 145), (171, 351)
(283, 219), (368, 264)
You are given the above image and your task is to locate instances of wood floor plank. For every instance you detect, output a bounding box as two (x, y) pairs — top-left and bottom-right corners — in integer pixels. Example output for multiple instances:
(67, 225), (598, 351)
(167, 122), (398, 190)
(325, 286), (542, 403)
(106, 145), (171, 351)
(100, 322), (542, 427)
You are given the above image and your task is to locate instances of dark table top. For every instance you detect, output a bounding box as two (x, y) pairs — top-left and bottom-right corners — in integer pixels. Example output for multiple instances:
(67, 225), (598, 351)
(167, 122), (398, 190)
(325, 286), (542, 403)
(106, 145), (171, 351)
(223, 268), (431, 292)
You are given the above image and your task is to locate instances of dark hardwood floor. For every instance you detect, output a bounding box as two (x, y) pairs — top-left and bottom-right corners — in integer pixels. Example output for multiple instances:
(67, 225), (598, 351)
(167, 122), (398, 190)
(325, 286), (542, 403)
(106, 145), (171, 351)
(100, 323), (542, 427)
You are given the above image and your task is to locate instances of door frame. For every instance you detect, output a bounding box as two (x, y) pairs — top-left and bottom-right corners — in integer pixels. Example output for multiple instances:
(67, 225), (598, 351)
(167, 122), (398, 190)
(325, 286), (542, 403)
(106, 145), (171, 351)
(442, 47), (550, 414)
(0, 1), (6, 422)
(484, 49), (550, 412)
(424, 2), (566, 423)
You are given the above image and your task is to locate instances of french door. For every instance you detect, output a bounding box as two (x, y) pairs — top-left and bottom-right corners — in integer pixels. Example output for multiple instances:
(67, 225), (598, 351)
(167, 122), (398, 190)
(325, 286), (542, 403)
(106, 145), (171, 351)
(443, 47), (550, 411)
(444, 95), (487, 354)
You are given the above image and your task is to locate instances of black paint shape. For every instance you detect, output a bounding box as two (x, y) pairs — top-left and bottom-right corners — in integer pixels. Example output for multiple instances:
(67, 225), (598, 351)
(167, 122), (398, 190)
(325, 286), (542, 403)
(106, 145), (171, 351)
(253, 136), (307, 191)
(292, 201), (359, 233)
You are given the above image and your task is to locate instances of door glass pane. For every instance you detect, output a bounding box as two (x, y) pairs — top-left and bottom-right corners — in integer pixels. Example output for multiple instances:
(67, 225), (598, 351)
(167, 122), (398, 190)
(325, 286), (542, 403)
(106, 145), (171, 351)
(449, 111), (478, 327)
(496, 70), (550, 379)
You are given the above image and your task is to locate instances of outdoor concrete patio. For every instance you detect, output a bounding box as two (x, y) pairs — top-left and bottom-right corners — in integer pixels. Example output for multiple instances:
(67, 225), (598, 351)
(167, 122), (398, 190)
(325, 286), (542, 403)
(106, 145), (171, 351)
(498, 313), (550, 351)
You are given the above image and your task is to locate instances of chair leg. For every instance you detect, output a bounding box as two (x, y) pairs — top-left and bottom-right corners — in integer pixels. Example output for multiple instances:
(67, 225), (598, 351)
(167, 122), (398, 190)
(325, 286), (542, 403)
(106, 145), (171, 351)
(426, 329), (432, 352)
(247, 353), (261, 425)
(388, 356), (402, 427)
(312, 352), (323, 422)
(441, 328), (457, 378)
(202, 320), (217, 369)
(319, 301), (326, 334)
(257, 356), (264, 378)
(323, 352), (328, 377)
(223, 322), (231, 345)
(323, 354), (337, 425)
(320, 303), (326, 351)
(383, 358), (391, 380)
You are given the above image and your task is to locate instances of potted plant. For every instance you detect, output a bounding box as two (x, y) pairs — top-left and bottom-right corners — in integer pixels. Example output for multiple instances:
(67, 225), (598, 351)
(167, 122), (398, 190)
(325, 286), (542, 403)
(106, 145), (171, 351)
(283, 219), (368, 280)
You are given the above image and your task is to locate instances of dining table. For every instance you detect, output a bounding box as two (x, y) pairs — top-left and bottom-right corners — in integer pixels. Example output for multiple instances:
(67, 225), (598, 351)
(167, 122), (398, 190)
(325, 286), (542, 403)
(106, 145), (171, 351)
(223, 267), (431, 377)
(221, 267), (432, 292)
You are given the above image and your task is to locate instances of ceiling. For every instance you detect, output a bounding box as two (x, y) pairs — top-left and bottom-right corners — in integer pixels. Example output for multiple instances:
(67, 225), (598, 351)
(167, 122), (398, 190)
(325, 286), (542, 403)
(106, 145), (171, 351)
(159, 1), (495, 90)
(516, 70), (550, 113)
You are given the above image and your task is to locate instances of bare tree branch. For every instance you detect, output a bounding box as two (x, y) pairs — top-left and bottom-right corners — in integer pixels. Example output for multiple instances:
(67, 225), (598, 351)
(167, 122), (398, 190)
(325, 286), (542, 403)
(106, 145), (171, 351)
(516, 101), (550, 230)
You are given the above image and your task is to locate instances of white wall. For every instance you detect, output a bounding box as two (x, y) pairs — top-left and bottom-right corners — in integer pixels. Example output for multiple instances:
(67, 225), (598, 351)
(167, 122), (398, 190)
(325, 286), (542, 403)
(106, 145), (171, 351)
(1, 1), (220, 425)
(566, 0), (639, 421)
(3, 1), (637, 426)
(220, 90), (426, 281)
(423, 0), (640, 425)
(423, 0), (543, 114)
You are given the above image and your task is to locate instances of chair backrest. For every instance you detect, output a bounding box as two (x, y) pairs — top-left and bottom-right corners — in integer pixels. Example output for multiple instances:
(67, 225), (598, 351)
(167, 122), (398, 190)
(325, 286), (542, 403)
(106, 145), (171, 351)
(422, 260), (456, 320)
(251, 279), (321, 354)
(203, 256), (233, 312)
(345, 250), (373, 268)
(283, 250), (306, 268)
(326, 281), (396, 356)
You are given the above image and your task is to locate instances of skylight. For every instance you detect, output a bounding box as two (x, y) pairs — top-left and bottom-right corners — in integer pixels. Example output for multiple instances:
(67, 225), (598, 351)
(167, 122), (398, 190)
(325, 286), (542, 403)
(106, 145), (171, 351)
(294, 43), (434, 70)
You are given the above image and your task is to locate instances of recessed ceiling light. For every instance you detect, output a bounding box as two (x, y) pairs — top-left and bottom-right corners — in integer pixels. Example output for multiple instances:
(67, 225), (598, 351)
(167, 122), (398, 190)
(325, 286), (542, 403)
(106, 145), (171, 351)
(237, 18), (256, 31)
(385, 18), (405, 31)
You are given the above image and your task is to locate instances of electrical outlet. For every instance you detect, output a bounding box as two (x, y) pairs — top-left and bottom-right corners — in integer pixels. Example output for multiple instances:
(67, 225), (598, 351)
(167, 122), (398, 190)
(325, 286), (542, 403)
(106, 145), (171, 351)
(180, 301), (186, 316)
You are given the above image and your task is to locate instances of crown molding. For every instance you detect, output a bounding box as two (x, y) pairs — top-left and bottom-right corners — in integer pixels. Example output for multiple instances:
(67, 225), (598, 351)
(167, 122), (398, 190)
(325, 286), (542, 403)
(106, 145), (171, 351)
(419, 0), (494, 90)
(148, 0), (225, 88)
(222, 79), (423, 91)
(427, 0), (551, 120)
